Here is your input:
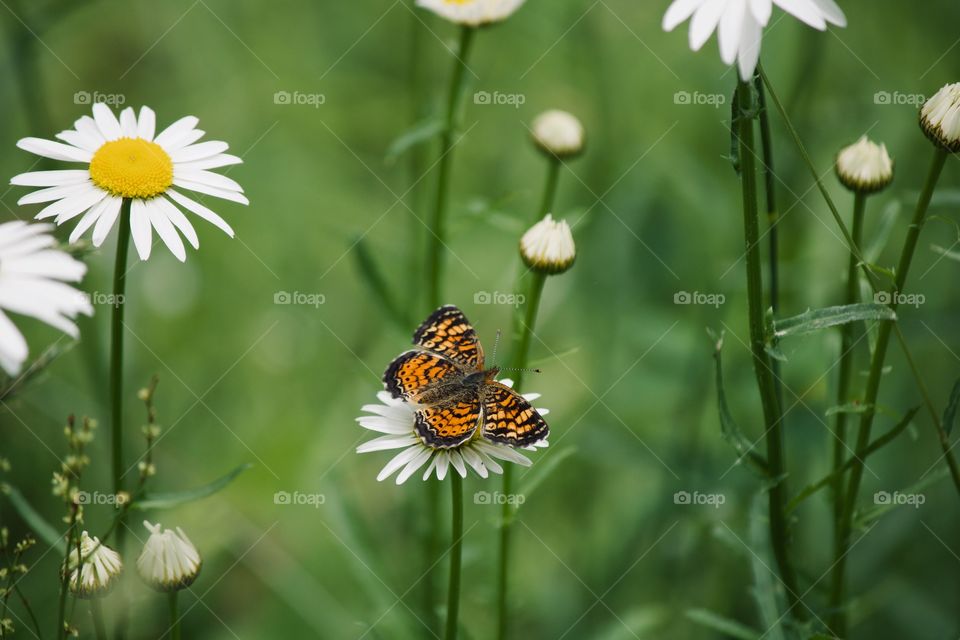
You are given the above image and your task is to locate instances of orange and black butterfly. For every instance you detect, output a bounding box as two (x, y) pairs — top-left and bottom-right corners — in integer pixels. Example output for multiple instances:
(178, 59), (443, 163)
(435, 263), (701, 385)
(383, 305), (548, 449)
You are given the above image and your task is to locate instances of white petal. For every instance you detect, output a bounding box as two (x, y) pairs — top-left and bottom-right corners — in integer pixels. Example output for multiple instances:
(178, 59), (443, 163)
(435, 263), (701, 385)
(92, 103), (122, 140)
(119, 107), (138, 138)
(154, 116), (199, 149)
(689, 0), (727, 51)
(165, 190), (235, 237)
(92, 197), (123, 246)
(172, 179), (248, 205)
(170, 141), (229, 164)
(737, 14), (763, 79)
(376, 446), (422, 482)
(18, 181), (96, 205)
(460, 447), (488, 478)
(11, 170), (91, 187)
(173, 169), (243, 194)
(69, 197), (112, 244)
(810, 0), (845, 26)
(55, 129), (101, 152)
(137, 106), (157, 141)
(129, 199), (153, 260)
(356, 434), (419, 453)
(153, 197), (199, 250)
(144, 198), (186, 262)
(662, 0), (706, 30)
(718, 0), (745, 64)
(17, 138), (92, 163)
(448, 451), (467, 478)
(0, 312), (28, 375)
(74, 116), (107, 149)
(34, 189), (104, 223)
(773, 0), (826, 29)
(174, 154), (243, 171)
(435, 453), (450, 481)
(396, 448), (433, 484)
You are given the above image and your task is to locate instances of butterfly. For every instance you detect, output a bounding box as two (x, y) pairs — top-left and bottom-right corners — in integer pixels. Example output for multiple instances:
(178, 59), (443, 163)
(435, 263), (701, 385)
(383, 305), (549, 449)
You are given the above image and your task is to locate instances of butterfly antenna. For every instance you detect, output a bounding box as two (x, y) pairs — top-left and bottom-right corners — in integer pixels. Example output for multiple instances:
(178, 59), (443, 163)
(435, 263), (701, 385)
(491, 329), (502, 365)
(498, 366), (542, 374)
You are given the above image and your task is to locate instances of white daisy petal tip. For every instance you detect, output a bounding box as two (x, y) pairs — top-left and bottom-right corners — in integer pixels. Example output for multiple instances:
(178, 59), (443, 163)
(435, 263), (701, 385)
(11, 104), (244, 261)
(416, 0), (526, 26)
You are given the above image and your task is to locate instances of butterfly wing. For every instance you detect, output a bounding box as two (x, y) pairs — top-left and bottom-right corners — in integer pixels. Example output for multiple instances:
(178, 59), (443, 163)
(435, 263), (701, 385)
(415, 391), (482, 449)
(413, 305), (484, 369)
(383, 350), (460, 401)
(481, 382), (549, 447)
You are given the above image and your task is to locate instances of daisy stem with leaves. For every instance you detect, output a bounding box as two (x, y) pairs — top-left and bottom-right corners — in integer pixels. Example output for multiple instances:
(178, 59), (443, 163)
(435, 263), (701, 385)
(832, 147), (949, 636)
(734, 80), (802, 619)
(426, 24), (475, 308)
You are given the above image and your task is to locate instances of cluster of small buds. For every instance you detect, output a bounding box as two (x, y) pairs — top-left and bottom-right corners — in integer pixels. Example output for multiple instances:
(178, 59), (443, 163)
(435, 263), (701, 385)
(138, 461), (157, 477)
(138, 378), (162, 482)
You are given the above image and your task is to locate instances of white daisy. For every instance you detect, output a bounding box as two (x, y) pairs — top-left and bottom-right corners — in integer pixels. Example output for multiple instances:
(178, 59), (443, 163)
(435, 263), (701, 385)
(11, 103), (247, 263)
(137, 521), (202, 592)
(356, 379), (548, 485)
(416, 0), (526, 27)
(0, 221), (92, 376)
(662, 0), (846, 80)
(64, 531), (123, 598)
(520, 214), (576, 275)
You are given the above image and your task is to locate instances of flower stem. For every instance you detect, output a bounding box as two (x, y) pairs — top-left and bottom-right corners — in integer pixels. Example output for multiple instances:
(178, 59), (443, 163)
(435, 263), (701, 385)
(91, 598), (107, 640)
(444, 473), (463, 640)
(831, 147), (948, 637)
(426, 25), (475, 309)
(538, 157), (560, 220)
(759, 69), (960, 499)
(828, 191), (866, 632)
(735, 81), (802, 620)
(109, 198), (132, 640)
(496, 271), (547, 640)
(168, 591), (181, 640)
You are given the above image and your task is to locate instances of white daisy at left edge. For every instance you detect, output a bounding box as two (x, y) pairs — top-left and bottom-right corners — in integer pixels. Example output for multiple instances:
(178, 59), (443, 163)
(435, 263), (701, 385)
(0, 221), (92, 376)
(10, 103), (247, 262)
(356, 379), (549, 485)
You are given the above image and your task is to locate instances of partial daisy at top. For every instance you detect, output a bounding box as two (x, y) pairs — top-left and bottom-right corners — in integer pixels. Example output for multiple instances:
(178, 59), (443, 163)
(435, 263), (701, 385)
(0, 221), (92, 376)
(662, 0), (846, 80)
(11, 103), (248, 262)
(417, 0), (526, 26)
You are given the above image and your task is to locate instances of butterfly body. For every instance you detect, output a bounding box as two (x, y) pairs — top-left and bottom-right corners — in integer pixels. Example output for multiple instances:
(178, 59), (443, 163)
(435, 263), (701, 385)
(383, 306), (548, 449)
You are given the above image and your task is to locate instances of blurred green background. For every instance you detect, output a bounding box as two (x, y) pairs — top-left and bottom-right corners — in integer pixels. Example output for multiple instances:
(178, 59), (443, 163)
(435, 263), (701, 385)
(1, 0), (960, 637)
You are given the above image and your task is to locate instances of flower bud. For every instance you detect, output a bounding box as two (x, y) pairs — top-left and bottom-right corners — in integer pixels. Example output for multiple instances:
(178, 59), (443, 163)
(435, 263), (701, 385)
(531, 110), (585, 159)
(520, 214), (576, 275)
(835, 136), (894, 194)
(920, 83), (960, 152)
(137, 521), (201, 591)
(63, 531), (123, 598)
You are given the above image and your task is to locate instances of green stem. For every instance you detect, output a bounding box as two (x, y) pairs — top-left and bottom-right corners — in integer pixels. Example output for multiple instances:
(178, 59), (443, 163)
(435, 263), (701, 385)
(736, 81), (802, 620)
(426, 25), (475, 309)
(537, 157), (560, 220)
(56, 514), (77, 640)
(760, 70), (960, 499)
(832, 148), (948, 637)
(496, 271), (547, 640)
(828, 191), (866, 631)
(168, 591), (181, 640)
(444, 473), (463, 640)
(91, 599), (107, 640)
(109, 199), (131, 640)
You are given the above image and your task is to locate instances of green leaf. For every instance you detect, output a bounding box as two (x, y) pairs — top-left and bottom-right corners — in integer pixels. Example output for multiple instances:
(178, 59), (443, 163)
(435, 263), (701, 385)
(865, 200), (901, 263)
(1, 484), (62, 548)
(351, 236), (410, 330)
(855, 465), (948, 530)
(132, 463), (252, 511)
(787, 407), (918, 513)
(943, 378), (960, 436)
(385, 117), (444, 162)
(931, 244), (960, 264)
(685, 608), (760, 640)
(519, 446), (576, 503)
(710, 331), (769, 475)
(772, 303), (896, 340)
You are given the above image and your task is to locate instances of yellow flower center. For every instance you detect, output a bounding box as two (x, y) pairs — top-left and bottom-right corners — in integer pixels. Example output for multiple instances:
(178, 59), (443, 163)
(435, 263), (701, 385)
(89, 137), (173, 199)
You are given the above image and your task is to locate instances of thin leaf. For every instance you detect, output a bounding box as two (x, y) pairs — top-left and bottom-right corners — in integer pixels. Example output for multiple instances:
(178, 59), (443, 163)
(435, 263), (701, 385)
(385, 117), (444, 162)
(787, 407), (918, 513)
(132, 463), (252, 511)
(685, 608), (760, 640)
(864, 200), (901, 262)
(519, 446), (576, 504)
(710, 330), (769, 475)
(772, 303), (895, 340)
(855, 466), (948, 530)
(943, 378), (960, 436)
(1, 483), (62, 548)
(824, 402), (872, 417)
(931, 244), (960, 263)
(351, 236), (410, 330)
